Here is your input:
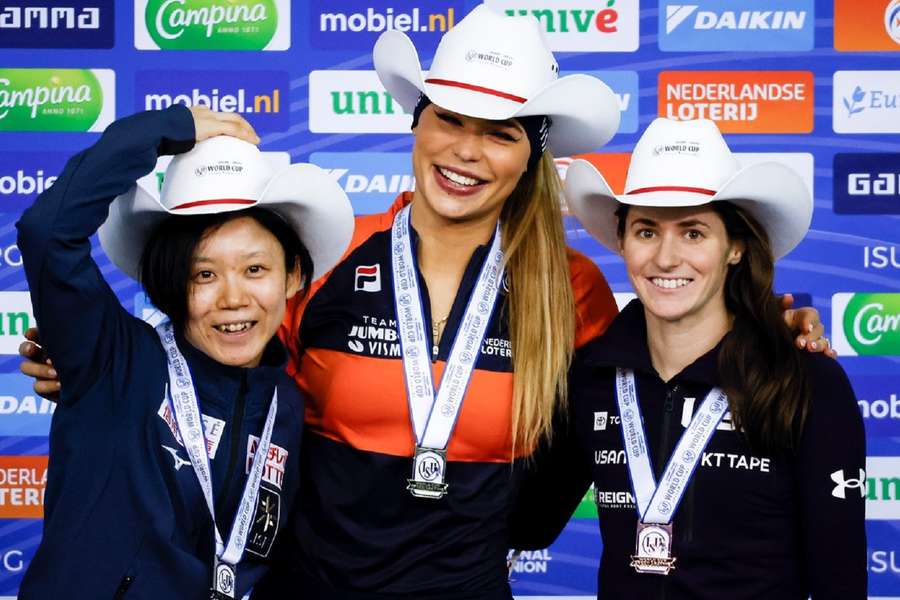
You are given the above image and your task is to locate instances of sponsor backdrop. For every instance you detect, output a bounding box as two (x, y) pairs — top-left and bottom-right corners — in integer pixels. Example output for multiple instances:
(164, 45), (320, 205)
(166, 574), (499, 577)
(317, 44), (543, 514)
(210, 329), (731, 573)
(0, 0), (898, 597)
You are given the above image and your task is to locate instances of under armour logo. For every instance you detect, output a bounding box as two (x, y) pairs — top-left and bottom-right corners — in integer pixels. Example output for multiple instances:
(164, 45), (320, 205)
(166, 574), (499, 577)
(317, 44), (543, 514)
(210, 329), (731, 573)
(830, 468), (866, 499)
(162, 445), (191, 471)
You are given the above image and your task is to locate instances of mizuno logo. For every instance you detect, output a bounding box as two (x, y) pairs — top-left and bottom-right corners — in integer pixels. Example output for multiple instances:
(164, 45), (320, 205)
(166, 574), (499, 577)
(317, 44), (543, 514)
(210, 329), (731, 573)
(666, 4), (698, 33)
(162, 445), (191, 471)
(831, 468), (866, 499)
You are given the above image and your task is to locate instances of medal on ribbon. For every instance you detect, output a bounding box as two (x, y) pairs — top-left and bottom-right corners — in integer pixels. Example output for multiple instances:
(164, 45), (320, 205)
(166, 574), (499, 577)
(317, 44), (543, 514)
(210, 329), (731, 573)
(615, 368), (728, 575)
(391, 205), (504, 500)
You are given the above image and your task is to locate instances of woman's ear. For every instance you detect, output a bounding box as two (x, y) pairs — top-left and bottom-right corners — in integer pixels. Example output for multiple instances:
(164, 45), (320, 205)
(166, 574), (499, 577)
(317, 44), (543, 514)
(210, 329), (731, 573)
(285, 258), (303, 300)
(728, 240), (745, 265)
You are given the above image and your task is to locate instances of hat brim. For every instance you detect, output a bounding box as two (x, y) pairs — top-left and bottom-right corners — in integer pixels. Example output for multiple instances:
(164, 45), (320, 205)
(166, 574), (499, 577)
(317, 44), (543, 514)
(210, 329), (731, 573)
(98, 163), (354, 283)
(564, 159), (813, 259)
(373, 30), (620, 156)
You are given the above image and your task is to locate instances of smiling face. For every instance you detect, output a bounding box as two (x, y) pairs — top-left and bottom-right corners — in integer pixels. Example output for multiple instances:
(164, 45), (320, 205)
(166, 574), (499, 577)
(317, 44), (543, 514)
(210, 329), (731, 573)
(619, 204), (744, 327)
(183, 216), (301, 368)
(411, 104), (531, 224)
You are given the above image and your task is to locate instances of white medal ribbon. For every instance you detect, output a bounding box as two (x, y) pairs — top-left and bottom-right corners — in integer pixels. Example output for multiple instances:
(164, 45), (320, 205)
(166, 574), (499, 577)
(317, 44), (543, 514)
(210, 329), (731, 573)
(156, 322), (278, 594)
(615, 368), (728, 524)
(391, 204), (504, 452)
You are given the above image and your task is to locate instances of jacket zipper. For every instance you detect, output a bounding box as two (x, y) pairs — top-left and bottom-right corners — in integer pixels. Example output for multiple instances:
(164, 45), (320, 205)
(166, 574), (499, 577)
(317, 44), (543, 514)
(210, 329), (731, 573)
(215, 372), (248, 517)
(656, 384), (678, 600)
(113, 576), (134, 599)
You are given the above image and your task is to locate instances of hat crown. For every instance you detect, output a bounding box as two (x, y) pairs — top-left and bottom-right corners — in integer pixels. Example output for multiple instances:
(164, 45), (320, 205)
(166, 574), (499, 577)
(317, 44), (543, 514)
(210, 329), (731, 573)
(427, 5), (559, 103)
(160, 136), (272, 213)
(624, 118), (740, 196)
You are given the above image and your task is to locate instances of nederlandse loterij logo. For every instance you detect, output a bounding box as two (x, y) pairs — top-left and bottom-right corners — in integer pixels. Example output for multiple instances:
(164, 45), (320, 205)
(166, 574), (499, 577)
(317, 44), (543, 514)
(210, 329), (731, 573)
(0, 69), (113, 132)
(485, 0), (639, 52)
(833, 71), (900, 134)
(308, 71), (411, 134)
(661, 1), (813, 52)
(135, 0), (290, 50)
(832, 293), (900, 356)
(0, 2), (114, 49)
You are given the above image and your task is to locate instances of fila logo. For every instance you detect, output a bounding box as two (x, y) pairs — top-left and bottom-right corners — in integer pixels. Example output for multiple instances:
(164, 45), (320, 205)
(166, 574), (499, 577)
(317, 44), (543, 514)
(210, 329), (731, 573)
(666, 5), (698, 33)
(682, 397), (735, 431)
(831, 468), (866, 499)
(355, 264), (381, 292)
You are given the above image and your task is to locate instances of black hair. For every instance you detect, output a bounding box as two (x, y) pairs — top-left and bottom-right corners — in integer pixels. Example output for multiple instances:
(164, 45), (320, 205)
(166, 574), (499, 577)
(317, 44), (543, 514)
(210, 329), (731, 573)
(139, 207), (313, 329)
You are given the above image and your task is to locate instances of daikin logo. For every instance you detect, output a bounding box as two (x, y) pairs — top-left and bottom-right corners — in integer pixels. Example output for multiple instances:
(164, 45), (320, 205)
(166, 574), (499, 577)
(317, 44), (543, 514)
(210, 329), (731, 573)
(660, 1), (813, 51)
(0, 69), (114, 132)
(136, 0), (290, 50)
(832, 293), (900, 356)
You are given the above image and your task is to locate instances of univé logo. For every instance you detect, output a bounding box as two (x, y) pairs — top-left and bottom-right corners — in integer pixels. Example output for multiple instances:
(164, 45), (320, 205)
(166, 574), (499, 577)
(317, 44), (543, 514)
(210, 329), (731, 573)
(864, 457), (900, 520)
(0, 2), (114, 49)
(0, 68), (114, 132)
(660, 1), (813, 52)
(308, 71), (411, 134)
(832, 293), (900, 356)
(0, 292), (34, 355)
(485, 0), (639, 52)
(135, 0), (290, 50)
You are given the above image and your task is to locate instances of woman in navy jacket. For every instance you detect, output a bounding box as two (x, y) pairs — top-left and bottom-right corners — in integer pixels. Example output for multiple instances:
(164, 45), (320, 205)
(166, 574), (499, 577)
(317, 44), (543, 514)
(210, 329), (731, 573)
(15, 105), (352, 599)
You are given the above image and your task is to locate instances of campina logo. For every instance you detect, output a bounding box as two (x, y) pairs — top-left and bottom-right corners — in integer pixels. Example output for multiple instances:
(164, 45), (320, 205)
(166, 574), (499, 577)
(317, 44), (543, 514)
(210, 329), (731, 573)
(0, 1), (114, 48)
(832, 293), (900, 356)
(833, 71), (900, 133)
(835, 0), (900, 51)
(659, 71), (813, 133)
(660, 0), (813, 52)
(312, 0), (463, 50)
(135, 0), (290, 50)
(0, 69), (114, 132)
(485, 0), (639, 52)
(308, 70), (411, 134)
(833, 153), (900, 215)
(0, 152), (68, 213)
(310, 152), (414, 215)
(136, 70), (288, 134)
(864, 456), (900, 520)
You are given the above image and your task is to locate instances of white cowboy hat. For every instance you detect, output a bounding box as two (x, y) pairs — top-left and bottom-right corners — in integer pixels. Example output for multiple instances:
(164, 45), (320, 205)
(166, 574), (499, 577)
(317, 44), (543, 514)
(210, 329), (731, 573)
(373, 4), (620, 157)
(564, 118), (813, 259)
(98, 136), (354, 282)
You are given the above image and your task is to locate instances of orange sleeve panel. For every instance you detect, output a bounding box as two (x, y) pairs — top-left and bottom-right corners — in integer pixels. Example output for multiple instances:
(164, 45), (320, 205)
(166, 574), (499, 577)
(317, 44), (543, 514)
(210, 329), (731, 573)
(298, 348), (515, 463)
(568, 247), (619, 349)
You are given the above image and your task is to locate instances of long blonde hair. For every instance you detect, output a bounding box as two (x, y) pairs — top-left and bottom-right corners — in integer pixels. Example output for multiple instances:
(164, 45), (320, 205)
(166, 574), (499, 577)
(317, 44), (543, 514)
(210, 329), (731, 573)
(501, 152), (575, 456)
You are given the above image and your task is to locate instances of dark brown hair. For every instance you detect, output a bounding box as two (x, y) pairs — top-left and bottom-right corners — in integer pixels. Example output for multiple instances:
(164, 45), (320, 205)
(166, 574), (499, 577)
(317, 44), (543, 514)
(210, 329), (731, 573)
(616, 202), (810, 453)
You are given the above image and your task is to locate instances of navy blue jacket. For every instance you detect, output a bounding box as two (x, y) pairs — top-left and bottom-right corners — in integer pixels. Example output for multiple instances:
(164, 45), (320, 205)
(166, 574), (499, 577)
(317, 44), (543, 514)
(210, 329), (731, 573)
(512, 299), (867, 600)
(16, 106), (303, 600)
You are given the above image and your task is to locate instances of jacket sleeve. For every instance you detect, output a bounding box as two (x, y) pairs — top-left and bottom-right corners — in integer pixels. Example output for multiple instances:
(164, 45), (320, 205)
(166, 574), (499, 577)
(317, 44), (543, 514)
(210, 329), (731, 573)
(16, 106), (195, 404)
(794, 355), (867, 599)
(508, 355), (594, 549)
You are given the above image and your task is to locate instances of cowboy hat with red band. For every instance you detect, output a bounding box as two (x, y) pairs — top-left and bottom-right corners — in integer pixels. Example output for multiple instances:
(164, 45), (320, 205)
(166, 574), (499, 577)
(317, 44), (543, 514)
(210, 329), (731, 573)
(98, 135), (354, 282)
(373, 4), (620, 157)
(564, 117), (813, 259)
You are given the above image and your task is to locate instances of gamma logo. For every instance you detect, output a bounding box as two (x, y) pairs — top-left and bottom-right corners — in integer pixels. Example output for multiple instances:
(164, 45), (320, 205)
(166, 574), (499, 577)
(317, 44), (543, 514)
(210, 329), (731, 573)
(833, 71), (900, 134)
(485, 0), (639, 52)
(832, 293), (900, 356)
(135, 0), (290, 50)
(0, 69), (114, 132)
(0, 2), (114, 49)
(136, 70), (288, 134)
(833, 153), (900, 215)
(661, 1), (813, 52)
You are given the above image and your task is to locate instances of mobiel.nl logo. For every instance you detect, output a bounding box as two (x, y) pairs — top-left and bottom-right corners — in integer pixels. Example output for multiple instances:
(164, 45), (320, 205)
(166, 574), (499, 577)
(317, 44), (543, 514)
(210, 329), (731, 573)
(833, 71), (900, 134)
(0, 1), (114, 48)
(0, 152), (68, 213)
(831, 293), (900, 356)
(312, 0), (463, 50)
(485, 0), (639, 52)
(0, 69), (114, 132)
(135, 0), (290, 50)
(661, 0), (813, 52)
(136, 70), (288, 134)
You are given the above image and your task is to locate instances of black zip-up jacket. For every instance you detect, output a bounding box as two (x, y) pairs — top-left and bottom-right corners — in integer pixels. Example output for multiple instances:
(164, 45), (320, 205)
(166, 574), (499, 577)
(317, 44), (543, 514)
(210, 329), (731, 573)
(16, 106), (303, 600)
(511, 299), (866, 600)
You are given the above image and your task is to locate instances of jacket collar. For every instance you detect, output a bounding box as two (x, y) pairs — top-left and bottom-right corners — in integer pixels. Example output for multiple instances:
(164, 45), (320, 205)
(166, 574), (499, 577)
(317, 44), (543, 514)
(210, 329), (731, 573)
(582, 298), (724, 387)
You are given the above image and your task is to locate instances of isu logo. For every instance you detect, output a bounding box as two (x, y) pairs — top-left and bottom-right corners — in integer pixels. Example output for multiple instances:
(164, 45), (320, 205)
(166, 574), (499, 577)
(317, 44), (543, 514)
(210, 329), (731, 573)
(354, 264), (381, 292)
